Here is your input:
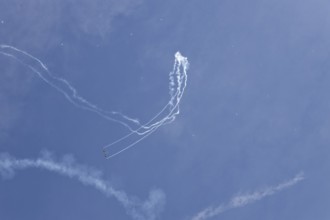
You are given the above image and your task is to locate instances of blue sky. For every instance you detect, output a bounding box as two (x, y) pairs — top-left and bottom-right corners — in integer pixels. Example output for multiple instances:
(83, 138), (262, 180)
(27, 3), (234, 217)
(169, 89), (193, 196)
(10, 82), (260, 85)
(1, 0), (330, 219)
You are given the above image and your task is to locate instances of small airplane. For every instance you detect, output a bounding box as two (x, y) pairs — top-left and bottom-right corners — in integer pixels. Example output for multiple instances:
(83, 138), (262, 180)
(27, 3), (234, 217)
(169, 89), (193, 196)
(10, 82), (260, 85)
(102, 149), (108, 158)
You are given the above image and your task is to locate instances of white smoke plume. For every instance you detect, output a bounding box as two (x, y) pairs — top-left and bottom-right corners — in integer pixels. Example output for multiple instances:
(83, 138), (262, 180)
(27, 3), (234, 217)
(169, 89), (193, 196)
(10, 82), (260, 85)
(0, 151), (166, 220)
(0, 45), (189, 158)
(192, 172), (304, 220)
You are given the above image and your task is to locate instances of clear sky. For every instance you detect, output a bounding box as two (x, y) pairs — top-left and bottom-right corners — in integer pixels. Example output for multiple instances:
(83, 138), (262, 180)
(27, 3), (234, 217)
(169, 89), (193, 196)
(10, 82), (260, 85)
(0, 0), (330, 220)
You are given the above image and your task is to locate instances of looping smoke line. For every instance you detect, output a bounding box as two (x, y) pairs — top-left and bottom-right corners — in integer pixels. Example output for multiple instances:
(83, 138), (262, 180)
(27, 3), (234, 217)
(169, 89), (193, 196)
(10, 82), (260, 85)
(0, 45), (189, 158)
(0, 151), (166, 220)
(103, 52), (189, 158)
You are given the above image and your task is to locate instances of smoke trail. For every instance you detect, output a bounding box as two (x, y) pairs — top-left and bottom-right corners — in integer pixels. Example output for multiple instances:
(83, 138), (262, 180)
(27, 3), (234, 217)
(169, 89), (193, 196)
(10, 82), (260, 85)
(103, 52), (189, 158)
(192, 172), (304, 220)
(0, 45), (141, 131)
(0, 151), (166, 220)
(0, 45), (189, 158)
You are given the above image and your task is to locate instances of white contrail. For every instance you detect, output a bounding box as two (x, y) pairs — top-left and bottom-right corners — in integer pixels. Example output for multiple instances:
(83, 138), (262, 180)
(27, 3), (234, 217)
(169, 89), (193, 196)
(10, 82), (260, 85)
(192, 172), (305, 220)
(0, 44), (141, 131)
(0, 151), (166, 220)
(103, 51), (189, 158)
(0, 45), (189, 158)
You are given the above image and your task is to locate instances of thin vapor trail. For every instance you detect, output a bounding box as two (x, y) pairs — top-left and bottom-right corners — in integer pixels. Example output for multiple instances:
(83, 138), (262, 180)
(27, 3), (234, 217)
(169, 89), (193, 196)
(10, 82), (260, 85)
(0, 151), (165, 220)
(192, 172), (304, 220)
(0, 44), (141, 131)
(103, 52), (189, 158)
(0, 45), (189, 158)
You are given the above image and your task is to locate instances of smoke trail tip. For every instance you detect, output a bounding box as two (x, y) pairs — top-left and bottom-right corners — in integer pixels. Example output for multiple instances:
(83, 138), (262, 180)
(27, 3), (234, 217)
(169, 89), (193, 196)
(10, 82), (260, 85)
(295, 171), (305, 179)
(175, 51), (189, 64)
(0, 153), (15, 179)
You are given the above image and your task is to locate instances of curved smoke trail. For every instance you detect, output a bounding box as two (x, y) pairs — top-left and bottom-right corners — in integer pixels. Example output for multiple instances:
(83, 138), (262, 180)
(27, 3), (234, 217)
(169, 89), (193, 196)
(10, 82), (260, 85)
(0, 151), (166, 220)
(103, 52), (189, 158)
(0, 45), (189, 158)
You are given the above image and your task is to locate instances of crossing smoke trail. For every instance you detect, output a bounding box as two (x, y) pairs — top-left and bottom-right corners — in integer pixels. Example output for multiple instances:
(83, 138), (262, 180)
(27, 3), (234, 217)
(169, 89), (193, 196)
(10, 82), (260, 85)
(0, 45), (189, 158)
(191, 172), (305, 220)
(103, 52), (189, 158)
(0, 151), (166, 220)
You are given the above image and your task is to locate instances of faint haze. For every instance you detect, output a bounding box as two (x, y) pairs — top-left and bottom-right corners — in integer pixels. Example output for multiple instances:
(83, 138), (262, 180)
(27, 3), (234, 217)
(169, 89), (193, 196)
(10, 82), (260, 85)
(1, 0), (330, 220)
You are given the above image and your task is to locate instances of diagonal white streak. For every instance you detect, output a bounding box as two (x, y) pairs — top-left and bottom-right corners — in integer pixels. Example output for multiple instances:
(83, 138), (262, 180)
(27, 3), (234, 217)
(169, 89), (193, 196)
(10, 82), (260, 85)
(0, 45), (189, 158)
(0, 151), (166, 220)
(0, 44), (142, 131)
(192, 172), (305, 220)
